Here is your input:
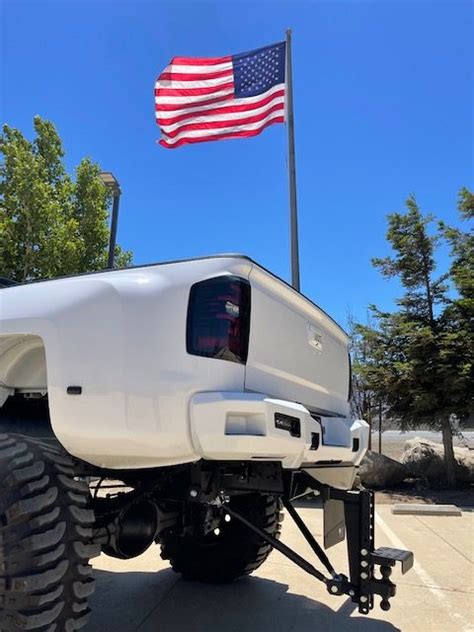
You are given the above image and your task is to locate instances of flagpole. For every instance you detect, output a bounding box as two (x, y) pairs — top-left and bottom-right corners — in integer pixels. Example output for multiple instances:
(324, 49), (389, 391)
(285, 28), (300, 292)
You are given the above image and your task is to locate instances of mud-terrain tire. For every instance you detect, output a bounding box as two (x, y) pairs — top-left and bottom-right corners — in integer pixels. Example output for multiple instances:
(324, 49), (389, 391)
(0, 433), (101, 631)
(160, 493), (283, 583)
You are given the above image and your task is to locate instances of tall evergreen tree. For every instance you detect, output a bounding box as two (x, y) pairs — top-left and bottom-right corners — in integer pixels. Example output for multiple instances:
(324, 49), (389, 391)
(356, 193), (473, 486)
(0, 116), (132, 282)
(438, 188), (474, 440)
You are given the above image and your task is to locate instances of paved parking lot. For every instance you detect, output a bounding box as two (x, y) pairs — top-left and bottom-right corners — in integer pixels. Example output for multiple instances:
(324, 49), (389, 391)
(89, 504), (473, 632)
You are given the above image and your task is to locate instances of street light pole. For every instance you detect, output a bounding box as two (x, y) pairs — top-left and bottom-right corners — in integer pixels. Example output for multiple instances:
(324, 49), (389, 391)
(107, 189), (121, 268)
(99, 172), (121, 269)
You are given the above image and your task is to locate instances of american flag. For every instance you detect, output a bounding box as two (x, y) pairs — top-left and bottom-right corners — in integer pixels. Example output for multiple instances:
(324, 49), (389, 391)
(155, 42), (286, 149)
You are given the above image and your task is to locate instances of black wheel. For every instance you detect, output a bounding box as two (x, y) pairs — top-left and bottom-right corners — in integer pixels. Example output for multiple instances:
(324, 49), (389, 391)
(160, 493), (283, 583)
(0, 433), (101, 631)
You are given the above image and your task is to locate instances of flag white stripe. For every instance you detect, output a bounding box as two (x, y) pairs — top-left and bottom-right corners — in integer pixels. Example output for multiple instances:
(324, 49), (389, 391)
(155, 83), (285, 114)
(161, 62), (233, 75)
(161, 109), (284, 145)
(159, 97), (285, 133)
(155, 87), (234, 106)
(155, 74), (233, 90)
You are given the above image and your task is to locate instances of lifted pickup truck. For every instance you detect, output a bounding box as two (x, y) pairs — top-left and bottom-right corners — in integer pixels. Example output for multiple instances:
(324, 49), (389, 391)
(0, 255), (413, 631)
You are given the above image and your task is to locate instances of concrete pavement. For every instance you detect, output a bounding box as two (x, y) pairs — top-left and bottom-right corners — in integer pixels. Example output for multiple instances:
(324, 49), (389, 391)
(89, 504), (474, 632)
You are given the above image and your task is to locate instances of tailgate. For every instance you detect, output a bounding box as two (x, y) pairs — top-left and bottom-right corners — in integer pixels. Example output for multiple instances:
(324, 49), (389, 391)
(245, 265), (350, 416)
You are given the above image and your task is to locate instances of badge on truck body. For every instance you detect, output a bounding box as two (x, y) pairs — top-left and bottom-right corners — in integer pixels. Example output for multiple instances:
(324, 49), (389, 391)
(308, 324), (323, 352)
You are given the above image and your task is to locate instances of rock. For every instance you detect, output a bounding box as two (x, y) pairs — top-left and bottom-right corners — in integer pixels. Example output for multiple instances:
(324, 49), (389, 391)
(352, 471), (362, 489)
(359, 451), (409, 488)
(401, 437), (474, 483)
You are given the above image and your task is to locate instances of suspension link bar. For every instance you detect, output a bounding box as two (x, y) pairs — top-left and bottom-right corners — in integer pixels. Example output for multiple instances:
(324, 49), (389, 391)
(282, 499), (338, 579)
(223, 504), (329, 585)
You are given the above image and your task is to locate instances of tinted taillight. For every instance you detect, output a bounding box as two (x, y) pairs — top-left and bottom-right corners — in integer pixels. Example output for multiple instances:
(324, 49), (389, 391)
(187, 276), (251, 364)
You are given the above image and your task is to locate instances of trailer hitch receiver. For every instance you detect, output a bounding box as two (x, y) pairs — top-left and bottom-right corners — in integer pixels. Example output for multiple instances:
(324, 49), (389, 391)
(324, 488), (413, 613)
(219, 487), (413, 615)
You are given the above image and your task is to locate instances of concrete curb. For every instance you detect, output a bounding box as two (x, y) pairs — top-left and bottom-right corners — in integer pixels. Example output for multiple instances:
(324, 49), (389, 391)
(392, 504), (462, 516)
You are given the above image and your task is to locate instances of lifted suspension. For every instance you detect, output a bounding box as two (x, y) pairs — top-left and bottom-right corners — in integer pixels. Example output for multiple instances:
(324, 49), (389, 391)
(219, 488), (413, 614)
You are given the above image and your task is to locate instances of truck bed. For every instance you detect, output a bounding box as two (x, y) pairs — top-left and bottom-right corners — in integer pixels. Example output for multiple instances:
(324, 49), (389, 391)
(0, 255), (352, 469)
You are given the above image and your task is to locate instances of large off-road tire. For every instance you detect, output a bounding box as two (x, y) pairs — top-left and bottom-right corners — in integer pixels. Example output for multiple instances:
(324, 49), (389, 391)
(160, 493), (283, 583)
(0, 433), (101, 632)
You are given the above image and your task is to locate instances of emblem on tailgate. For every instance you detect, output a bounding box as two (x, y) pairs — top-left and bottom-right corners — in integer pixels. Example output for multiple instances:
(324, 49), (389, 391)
(308, 324), (323, 352)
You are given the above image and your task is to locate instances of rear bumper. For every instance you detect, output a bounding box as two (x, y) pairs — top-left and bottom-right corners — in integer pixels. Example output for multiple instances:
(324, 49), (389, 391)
(190, 392), (369, 485)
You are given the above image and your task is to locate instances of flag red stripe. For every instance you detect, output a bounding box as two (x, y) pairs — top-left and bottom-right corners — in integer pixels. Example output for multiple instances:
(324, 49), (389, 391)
(159, 117), (284, 149)
(155, 89), (285, 125)
(155, 81), (234, 98)
(169, 55), (232, 66)
(161, 103), (285, 138)
(158, 69), (233, 82)
(155, 92), (235, 111)
(155, 44), (286, 147)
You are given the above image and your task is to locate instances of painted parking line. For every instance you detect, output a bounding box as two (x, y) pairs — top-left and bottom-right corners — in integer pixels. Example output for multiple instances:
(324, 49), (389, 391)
(375, 510), (473, 632)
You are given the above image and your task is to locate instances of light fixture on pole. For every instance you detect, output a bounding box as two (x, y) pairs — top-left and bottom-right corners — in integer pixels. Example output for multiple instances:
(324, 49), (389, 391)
(99, 172), (121, 269)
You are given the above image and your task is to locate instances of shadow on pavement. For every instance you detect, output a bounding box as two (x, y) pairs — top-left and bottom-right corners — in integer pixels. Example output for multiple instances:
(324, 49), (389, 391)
(89, 569), (401, 632)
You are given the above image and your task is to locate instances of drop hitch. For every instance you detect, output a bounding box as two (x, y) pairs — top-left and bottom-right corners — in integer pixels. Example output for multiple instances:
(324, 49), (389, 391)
(221, 488), (413, 614)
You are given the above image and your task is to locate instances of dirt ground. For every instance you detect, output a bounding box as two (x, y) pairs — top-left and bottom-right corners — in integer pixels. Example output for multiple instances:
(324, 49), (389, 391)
(370, 429), (474, 461)
(365, 430), (474, 507)
(374, 483), (474, 507)
(298, 484), (474, 509)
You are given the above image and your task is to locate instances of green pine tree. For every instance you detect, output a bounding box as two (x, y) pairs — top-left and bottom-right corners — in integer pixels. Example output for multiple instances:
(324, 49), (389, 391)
(356, 192), (473, 486)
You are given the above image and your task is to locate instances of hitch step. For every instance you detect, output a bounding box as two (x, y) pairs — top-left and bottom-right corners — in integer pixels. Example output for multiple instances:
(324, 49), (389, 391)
(371, 547), (414, 575)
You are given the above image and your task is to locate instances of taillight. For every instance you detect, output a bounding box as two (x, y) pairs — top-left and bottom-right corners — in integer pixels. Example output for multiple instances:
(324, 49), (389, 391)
(186, 276), (251, 364)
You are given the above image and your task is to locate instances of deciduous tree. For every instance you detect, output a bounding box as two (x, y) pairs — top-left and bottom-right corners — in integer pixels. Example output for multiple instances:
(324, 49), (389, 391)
(0, 116), (132, 282)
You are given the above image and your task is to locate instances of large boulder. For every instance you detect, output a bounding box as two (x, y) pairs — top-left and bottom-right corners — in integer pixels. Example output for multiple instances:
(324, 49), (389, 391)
(359, 451), (409, 488)
(401, 437), (474, 483)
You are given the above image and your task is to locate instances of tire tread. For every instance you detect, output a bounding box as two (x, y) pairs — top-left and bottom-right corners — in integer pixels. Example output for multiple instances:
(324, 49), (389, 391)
(0, 434), (98, 632)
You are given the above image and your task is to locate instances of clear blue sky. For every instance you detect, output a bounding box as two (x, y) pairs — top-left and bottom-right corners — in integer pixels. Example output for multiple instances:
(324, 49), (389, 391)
(1, 1), (472, 326)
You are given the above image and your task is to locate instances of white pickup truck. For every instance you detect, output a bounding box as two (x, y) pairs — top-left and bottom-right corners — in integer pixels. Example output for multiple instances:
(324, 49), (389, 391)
(0, 255), (413, 631)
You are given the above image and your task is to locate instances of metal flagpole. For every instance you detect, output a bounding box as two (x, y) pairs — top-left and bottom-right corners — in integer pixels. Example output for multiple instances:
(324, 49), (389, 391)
(285, 28), (300, 292)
